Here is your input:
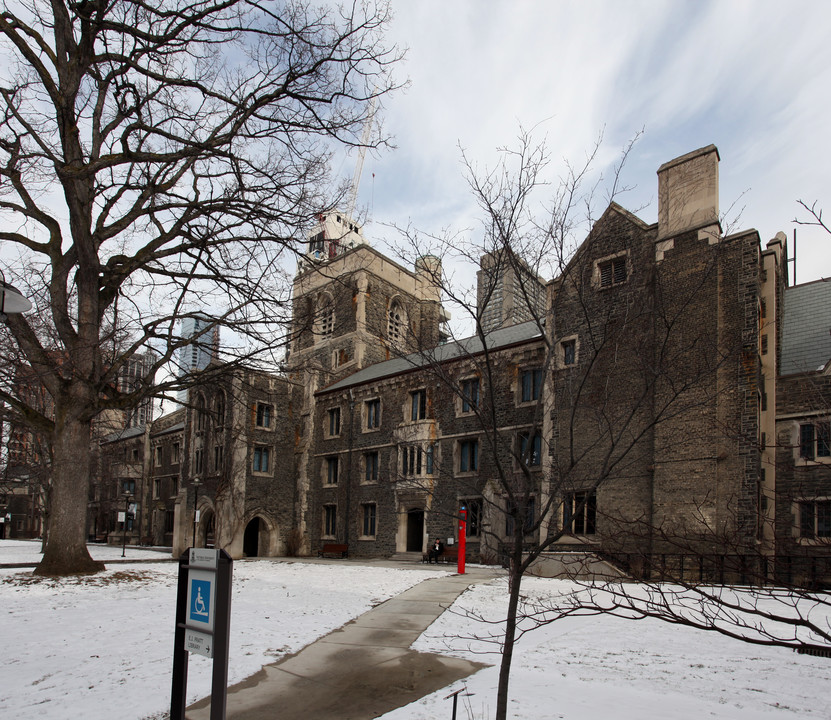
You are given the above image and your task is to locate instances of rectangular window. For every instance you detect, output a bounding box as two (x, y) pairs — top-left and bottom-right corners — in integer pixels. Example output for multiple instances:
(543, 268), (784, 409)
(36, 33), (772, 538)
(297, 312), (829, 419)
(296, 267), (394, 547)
(366, 399), (381, 429)
(401, 444), (436, 476)
(253, 445), (270, 473)
(214, 444), (224, 472)
(564, 491), (597, 535)
(172, 443), (180, 464)
(326, 457), (339, 485)
(324, 505), (337, 537)
(520, 368), (543, 403)
(818, 422), (830, 457)
(562, 339), (576, 366)
(402, 445), (422, 476)
(153, 478), (161, 499)
(194, 448), (204, 474)
(364, 451), (379, 483)
(461, 378), (479, 413)
(122, 479), (136, 495)
(462, 498), (483, 537)
(411, 389), (427, 421)
(801, 423), (816, 460)
(599, 255), (627, 288)
(459, 439), (479, 472)
(155, 446), (163, 467)
(519, 431), (542, 467)
(761, 334), (768, 355)
(328, 407), (341, 436)
(362, 503), (377, 537)
(256, 403), (273, 429)
(800, 500), (831, 539)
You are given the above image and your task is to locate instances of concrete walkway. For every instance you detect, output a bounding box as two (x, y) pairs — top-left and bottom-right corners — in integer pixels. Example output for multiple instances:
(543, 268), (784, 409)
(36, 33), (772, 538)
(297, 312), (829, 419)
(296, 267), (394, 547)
(187, 564), (502, 720)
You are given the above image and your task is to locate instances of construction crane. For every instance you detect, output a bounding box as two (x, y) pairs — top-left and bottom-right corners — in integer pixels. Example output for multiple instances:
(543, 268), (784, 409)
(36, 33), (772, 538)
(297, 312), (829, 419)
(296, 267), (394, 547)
(304, 95), (377, 266)
(345, 94), (378, 220)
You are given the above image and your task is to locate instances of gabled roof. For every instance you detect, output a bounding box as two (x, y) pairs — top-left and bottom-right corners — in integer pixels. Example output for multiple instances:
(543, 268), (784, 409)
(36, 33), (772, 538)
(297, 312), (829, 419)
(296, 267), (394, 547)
(780, 279), (831, 376)
(319, 320), (544, 394)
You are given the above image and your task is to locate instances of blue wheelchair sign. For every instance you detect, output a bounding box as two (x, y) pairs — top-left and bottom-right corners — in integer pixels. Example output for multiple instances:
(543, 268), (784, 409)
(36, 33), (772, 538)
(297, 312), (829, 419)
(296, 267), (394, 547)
(189, 579), (211, 624)
(185, 569), (215, 633)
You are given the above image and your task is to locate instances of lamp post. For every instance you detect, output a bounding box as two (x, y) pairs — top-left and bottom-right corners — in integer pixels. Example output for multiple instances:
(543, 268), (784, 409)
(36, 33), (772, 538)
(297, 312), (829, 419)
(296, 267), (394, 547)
(121, 490), (132, 557)
(0, 269), (32, 323)
(192, 478), (202, 549)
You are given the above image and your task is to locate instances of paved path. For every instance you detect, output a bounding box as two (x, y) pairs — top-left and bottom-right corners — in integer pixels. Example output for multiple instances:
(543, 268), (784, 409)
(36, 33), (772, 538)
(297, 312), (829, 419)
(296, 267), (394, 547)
(187, 565), (501, 720)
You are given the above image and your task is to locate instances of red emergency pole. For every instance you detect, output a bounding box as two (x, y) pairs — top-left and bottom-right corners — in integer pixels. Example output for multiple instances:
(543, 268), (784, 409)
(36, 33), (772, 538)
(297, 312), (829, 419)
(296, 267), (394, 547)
(458, 505), (466, 575)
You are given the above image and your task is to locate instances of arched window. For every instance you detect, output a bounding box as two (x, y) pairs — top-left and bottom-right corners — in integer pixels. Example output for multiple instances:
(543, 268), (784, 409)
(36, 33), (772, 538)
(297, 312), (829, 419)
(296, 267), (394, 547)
(195, 393), (207, 431)
(214, 391), (225, 428)
(316, 293), (335, 342)
(388, 299), (407, 347)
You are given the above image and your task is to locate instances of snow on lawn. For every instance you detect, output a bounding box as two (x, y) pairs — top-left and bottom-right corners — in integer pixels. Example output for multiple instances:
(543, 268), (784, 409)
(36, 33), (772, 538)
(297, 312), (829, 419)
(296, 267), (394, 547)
(4, 538), (831, 720)
(379, 576), (831, 720)
(0, 541), (446, 720)
(0, 538), (173, 563)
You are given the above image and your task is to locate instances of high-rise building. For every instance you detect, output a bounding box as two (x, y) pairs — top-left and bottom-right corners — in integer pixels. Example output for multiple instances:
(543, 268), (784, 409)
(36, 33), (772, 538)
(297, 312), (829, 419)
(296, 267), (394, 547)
(177, 315), (219, 401)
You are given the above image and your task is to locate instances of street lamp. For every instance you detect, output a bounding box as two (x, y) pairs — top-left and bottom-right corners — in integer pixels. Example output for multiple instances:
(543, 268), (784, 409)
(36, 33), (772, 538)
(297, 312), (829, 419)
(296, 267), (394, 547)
(121, 490), (132, 558)
(192, 478), (202, 549)
(0, 269), (32, 323)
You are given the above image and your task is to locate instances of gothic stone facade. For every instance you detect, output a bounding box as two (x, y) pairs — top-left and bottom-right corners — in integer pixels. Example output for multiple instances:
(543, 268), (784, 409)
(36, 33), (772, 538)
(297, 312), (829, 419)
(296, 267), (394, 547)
(147, 144), (827, 584)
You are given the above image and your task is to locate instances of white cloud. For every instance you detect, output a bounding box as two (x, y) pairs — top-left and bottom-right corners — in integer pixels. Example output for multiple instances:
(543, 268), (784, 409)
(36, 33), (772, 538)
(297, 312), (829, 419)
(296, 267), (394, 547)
(355, 0), (830, 284)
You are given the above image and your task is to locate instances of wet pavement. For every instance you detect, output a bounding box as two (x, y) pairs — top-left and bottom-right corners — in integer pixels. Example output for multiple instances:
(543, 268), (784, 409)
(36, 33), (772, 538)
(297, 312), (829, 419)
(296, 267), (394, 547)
(187, 563), (502, 720)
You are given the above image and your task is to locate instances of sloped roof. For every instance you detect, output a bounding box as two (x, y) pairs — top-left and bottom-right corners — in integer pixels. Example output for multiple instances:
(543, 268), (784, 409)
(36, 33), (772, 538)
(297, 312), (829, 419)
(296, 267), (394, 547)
(102, 424), (146, 444)
(780, 279), (831, 375)
(320, 320), (544, 394)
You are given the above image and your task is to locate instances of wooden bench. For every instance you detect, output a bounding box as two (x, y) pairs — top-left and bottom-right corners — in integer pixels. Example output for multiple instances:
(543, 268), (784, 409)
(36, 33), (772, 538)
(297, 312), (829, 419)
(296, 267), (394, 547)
(318, 543), (349, 558)
(423, 546), (459, 564)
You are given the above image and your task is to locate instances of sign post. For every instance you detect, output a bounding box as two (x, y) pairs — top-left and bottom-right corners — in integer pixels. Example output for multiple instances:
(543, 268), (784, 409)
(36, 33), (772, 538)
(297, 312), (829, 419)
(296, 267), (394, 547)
(171, 548), (233, 720)
(458, 505), (466, 575)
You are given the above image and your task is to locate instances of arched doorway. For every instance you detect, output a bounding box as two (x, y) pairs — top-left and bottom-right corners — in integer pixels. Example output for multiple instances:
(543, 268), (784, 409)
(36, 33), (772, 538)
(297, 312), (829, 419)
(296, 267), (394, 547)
(406, 509), (424, 552)
(243, 517), (261, 557)
(199, 509), (216, 549)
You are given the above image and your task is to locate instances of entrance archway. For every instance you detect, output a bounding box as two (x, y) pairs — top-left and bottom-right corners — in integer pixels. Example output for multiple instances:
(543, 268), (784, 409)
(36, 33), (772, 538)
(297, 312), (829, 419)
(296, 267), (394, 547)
(406, 509), (424, 552)
(243, 517), (261, 557)
(199, 509), (216, 549)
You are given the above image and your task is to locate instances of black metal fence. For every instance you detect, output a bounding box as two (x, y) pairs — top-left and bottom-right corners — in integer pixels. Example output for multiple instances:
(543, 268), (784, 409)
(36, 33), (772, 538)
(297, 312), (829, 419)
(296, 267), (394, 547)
(602, 552), (831, 590)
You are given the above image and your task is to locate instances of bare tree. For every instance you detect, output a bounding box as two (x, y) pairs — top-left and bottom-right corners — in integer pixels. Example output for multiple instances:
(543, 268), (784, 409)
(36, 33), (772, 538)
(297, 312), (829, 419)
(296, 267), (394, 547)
(0, 0), (401, 575)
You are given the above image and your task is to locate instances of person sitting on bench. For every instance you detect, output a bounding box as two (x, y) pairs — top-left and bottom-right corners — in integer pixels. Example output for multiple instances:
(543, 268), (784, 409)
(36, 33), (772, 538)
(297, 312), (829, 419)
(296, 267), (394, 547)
(427, 537), (444, 563)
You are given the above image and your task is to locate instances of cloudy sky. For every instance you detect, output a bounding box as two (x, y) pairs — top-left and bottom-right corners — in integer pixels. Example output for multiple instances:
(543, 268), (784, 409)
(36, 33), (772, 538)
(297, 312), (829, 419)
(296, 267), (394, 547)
(344, 0), (830, 290)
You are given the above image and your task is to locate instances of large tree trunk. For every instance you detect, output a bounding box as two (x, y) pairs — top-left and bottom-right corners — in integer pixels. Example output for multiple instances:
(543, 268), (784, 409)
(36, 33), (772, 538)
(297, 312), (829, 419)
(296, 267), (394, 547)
(34, 416), (103, 576)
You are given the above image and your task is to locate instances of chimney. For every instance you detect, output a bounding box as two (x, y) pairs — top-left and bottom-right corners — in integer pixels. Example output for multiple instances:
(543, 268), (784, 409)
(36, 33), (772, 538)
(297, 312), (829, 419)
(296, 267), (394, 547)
(657, 145), (720, 241)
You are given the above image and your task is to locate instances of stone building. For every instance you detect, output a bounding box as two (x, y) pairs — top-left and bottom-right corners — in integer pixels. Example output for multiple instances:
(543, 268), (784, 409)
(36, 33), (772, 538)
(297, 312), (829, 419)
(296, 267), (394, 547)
(2, 349), (155, 540)
(95, 144), (828, 586)
(774, 278), (831, 586)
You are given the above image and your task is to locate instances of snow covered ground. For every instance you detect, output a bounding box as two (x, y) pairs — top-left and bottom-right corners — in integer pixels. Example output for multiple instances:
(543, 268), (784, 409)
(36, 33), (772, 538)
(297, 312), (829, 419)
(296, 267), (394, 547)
(1, 540), (447, 719)
(382, 578), (831, 720)
(3, 539), (830, 720)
